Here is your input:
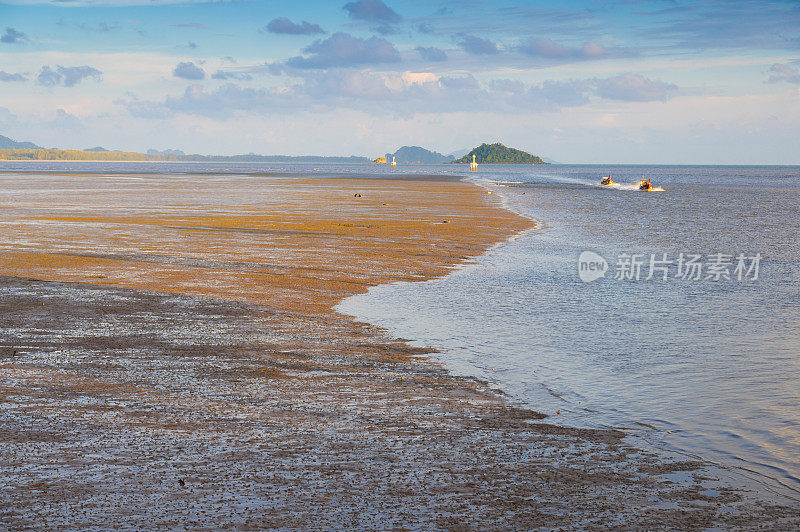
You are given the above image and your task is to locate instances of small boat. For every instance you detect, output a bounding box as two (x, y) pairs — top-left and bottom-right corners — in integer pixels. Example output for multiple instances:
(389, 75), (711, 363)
(639, 178), (654, 191)
(600, 175), (614, 186)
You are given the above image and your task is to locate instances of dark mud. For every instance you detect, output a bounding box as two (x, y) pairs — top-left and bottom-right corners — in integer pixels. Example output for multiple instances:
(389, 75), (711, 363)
(2, 276), (799, 530)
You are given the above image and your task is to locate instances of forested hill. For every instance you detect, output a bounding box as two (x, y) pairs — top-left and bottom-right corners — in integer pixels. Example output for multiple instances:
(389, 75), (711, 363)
(453, 143), (546, 164)
(385, 146), (454, 163)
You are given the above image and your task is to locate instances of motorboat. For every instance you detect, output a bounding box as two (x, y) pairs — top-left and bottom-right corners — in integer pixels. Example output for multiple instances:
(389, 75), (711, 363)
(600, 175), (614, 186)
(639, 178), (654, 191)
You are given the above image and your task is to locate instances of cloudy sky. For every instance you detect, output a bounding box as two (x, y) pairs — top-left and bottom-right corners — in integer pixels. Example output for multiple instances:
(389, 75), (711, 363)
(1, 0), (799, 163)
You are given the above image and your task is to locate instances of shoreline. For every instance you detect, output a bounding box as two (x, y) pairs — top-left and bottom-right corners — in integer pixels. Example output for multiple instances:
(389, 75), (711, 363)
(1, 171), (798, 528)
(338, 176), (800, 503)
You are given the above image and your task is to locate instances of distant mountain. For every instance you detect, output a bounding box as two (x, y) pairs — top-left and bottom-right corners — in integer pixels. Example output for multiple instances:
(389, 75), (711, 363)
(0, 134), (40, 149)
(85, 147), (109, 152)
(200, 154), (370, 163)
(448, 148), (471, 159)
(453, 143), (546, 164)
(385, 146), (454, 164)
(0, 147), (372, 163)
(542, 157), (559, 164)
(147, 148), (185, 155)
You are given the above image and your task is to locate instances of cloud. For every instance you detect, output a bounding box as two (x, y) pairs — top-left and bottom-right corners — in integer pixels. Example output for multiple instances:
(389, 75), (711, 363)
(286, 32), (400, 69)
(529, 79), (594, 107)
(74, 21), (121, 32)
(581, 41), (605, 58)
(371, 24), (398, 35)
(173, 61), (206, 80)
(639, 1), (800, 51)
(60, 66), (103, 86)
(1, 27), (26, 44)
(0, 107), (19, 129)
(50, 108), (84, 130)
(489, 75), (674, 109)
(439, 74), (480, 91)
(416, 46), (447, 62)
(489, 77), (594, 109)
(211, 70), (253, 81)
(125, 72), (445, 119)
(767, 63), (800, 84)
(57, 20), (121, 33)
(124, 69), (679, 121)
(518, 38), (606, 60)
(171, 22), (211, 30)
(303, 70), (402, 100)
(265, 17), (325, 35)
(342, 0), (401, 23)
(125, 83), (298, 120)
(37, 66), (62, 87)
(0, 71), (26, 82)
(595, 73), (677, 102)
(456, 34), (499, 55)
(519, 38), (567, 58)
(37, 65), (102, 87)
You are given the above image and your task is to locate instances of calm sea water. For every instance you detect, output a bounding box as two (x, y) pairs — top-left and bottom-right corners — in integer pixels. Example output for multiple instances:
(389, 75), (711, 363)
(3, 161), (799, 498)
(337, 164), (800, 498)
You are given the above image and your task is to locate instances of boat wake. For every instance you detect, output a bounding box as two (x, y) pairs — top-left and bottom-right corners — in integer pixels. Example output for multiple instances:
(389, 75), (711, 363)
(614, 183), (665, 191)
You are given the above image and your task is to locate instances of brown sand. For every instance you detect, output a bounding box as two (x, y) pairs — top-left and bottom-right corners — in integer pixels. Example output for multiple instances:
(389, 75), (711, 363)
(0, 176), (529, 312)
(1, 172), (798, 529)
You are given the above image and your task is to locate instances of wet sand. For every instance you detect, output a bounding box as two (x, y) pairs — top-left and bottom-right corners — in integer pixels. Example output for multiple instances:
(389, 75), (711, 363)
(1, 172), (798, 529)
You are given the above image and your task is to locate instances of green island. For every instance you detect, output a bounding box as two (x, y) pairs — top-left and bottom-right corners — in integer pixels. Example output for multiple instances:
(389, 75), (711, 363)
(453, 143), (546, 164)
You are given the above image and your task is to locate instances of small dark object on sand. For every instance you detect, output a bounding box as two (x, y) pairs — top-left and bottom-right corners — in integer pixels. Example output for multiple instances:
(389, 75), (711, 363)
(442, 220), (450, 224)
(354, 193), (361, 197)
(178, 479), (185, 487)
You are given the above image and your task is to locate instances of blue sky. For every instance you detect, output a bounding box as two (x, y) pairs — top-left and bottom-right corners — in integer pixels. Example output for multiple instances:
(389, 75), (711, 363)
(1, 0), (799, 163)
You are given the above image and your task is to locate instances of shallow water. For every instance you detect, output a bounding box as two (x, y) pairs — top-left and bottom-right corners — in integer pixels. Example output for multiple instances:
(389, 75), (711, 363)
(338, 164), (800, 497)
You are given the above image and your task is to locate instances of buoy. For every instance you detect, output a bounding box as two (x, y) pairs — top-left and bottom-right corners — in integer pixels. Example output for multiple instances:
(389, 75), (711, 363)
(469, 154), (477, 171)
(391, 156), (396, 168)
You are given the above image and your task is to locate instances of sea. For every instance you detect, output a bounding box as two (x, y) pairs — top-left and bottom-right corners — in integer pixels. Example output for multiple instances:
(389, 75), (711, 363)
(3, 161), (799, 500)
(336, 163), (800, 500)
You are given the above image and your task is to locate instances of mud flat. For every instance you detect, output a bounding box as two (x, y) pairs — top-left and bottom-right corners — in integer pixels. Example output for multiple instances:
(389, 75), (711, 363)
(1, 172), (798, 529)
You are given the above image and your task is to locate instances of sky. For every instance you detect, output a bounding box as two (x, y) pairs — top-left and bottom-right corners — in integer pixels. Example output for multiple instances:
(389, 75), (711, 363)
(0, 0), (799, 163)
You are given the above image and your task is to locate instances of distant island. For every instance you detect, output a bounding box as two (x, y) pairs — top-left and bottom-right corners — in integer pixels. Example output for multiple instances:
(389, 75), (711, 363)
(0, 134), (547, 165)
(384, 146), (454, 164)
(0, 147), (369, 164)
(453, 143), (546, 164)
(0, 134), (40, 150)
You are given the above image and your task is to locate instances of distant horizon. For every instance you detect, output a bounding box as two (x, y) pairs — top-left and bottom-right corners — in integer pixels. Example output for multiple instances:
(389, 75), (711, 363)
(4, 133), (800, 167)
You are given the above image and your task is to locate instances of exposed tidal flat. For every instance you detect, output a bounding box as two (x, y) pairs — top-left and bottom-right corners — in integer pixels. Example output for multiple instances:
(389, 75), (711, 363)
(1, 166), (799, 529)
